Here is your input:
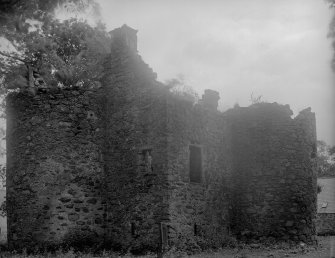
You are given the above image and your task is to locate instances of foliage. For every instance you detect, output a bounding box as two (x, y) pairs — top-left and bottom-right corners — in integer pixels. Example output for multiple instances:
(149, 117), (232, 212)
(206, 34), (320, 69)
(0, 0), (109, 95)
(316, 140), (335, 177)
(249, 92), (264, 104)
(0, 0), (99, 27)
(1, 18), (110, 93)
(0, 124), (5, 217)
(171, 228), (238, 255)
(326, 0), (335, 71)
(0, 199), (6, 217)
(62, 228), (102, 251)
(165, 75), (199, 104)
(0, 0), (109, 218)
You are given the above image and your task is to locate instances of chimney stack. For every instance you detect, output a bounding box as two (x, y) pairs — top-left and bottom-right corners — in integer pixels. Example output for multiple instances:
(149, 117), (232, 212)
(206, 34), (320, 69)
(109, 24), (138, 52)
(201, 89), (220, 111)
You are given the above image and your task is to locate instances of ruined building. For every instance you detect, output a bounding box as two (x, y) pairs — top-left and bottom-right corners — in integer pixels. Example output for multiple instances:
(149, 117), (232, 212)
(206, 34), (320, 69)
(6, 25), (317, 251)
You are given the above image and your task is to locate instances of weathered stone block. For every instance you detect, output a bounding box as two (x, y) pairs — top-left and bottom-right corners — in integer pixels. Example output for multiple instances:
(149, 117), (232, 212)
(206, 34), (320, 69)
(86, 198), (97, 204)
(59, 197), (71, 203)
(68, 213), (80, 222)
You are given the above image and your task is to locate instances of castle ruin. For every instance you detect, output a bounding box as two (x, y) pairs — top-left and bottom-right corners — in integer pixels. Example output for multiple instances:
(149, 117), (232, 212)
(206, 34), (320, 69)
(6, 25), (317, 251)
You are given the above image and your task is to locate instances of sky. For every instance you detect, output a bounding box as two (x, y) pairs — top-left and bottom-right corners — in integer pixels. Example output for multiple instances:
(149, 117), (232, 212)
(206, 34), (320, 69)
(95, 0), (335, 145)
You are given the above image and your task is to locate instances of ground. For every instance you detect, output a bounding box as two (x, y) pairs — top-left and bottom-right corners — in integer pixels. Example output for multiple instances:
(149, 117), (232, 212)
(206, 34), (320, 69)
(0, 236), (333, 257)
(188, 236), (335, 258)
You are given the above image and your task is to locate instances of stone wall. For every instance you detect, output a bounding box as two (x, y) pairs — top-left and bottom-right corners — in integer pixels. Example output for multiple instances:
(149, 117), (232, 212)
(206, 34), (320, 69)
(6, 25), (318, 251)
(7, 88), (106, 249)
(225, 103), (317, 243)
(101, 37), (169, 252)
(165, 97), (232, 249)
(6, 29), (170, 252)
(163, 101), (317, 247)
(316, 213), (335, 235)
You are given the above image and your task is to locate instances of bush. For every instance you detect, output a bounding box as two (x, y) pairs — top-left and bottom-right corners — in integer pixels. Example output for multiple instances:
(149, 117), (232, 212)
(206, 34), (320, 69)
(62, 228), (101, 251)
(172, 228), (238, 254)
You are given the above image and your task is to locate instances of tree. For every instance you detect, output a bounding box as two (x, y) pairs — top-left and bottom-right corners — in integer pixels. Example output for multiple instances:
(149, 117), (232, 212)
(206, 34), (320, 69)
(165, 74), (199, 103)
(0, 0), (108, 218)
(0, 0), (99, 27)
(2, 19), (110, 92)
(0, 126), (5, 217)
(0, 0), (107, 95)
(326, 0), (335, 71)
(249, 92), (264, 104)
(316, 140), (335, 177)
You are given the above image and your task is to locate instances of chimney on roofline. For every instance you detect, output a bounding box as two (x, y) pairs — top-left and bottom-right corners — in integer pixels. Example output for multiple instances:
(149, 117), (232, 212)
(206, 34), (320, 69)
(201, 89), (220, 111)
(109, 24), (138, 52)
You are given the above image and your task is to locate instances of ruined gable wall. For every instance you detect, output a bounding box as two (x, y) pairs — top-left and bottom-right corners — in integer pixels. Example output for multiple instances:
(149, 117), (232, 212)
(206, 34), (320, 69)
(165, 97), (232, 249)
(6, 88), (106, 249)
(225, 104), (317, 243)
(101, 42), (169, 252)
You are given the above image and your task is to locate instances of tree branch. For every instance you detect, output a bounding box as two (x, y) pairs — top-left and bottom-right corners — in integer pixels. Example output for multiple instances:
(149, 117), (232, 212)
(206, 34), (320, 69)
(0, 50), (25, 63)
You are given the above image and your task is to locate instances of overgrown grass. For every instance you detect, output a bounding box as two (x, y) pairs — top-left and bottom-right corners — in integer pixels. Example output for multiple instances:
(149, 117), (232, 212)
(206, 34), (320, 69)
(0, 236), (329, 258)
(0, 249), (157, 258)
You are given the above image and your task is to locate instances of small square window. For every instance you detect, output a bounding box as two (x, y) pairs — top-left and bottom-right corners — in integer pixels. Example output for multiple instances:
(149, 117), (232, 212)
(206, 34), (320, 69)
(138, 146), (153, 173)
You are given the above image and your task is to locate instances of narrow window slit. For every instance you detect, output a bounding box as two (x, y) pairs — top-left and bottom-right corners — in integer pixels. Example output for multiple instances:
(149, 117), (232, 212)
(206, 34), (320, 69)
(189, 145), (202, 183)
(131, 222), (135, 236)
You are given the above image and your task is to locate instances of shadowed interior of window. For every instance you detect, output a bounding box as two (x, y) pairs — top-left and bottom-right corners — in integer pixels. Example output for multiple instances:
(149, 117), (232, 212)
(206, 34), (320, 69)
(189, 145), (202, 183)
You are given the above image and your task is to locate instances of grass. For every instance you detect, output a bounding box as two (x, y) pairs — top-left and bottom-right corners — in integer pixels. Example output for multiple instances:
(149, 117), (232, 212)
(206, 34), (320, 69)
(0, 249), (152, 258)
(0, 236), (332, 258)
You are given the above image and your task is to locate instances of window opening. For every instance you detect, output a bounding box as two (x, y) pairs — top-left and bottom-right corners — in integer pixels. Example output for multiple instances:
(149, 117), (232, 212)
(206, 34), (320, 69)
(131, 222), (135, 236)
(194, 223), (198, 236)
(189, 145), (202, 183)
(138, 147), (153, 173)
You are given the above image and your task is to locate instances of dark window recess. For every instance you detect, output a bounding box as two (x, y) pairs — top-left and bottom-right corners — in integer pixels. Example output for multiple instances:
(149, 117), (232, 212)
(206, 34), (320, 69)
(131, 222), (135, 236)
(160, 222), (168, 251)
(194, 223), (198, 236)
(311, 143), (317, 158)
(189, 145), (202, 183)
(138, 147), (153, 172)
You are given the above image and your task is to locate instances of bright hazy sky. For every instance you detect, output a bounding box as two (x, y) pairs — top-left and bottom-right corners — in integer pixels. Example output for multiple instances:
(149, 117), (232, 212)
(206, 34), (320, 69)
(96, 0), (335, 145)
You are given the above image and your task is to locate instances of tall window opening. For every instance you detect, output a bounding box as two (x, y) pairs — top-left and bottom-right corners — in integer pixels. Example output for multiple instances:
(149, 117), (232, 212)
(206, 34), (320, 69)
(194, 223), (198, 236)
(138, 146), (153, 173)
(189, 145), (202, 183)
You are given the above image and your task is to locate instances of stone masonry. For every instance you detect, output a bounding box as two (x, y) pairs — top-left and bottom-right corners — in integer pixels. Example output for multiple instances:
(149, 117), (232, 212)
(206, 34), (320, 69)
(316, 177), (335, 235)
(6, 25), (317, 251)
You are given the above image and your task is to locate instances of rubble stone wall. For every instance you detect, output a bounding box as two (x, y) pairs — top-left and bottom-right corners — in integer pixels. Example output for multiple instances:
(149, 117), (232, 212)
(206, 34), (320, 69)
(6, 35), (170, 252)
(101, 42), (169, 252)
(225, 104), (317, 243)
(165, 97), (232, 249)
(6, 88), (106, 249)
(6, 26), (318, 251)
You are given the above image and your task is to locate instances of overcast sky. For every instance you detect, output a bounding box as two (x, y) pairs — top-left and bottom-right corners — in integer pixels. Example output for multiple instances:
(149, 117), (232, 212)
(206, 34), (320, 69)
(93, 1), (335, 144)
